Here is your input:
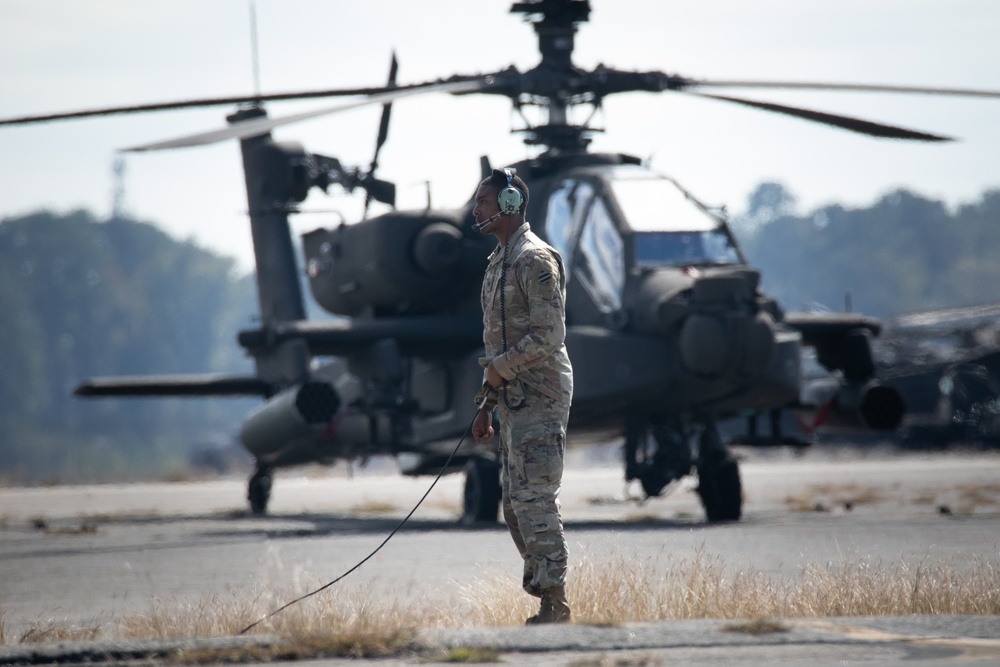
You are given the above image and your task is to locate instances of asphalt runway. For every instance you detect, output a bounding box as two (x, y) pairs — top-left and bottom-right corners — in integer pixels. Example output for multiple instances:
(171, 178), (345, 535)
(2, 445), (999, 659)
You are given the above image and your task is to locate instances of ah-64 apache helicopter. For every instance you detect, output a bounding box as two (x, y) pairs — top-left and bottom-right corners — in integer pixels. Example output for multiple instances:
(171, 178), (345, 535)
(4, 0), (998, 523)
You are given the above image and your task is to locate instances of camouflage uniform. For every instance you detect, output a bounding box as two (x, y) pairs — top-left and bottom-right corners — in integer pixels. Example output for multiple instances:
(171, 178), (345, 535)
(475, 223), (573, 596)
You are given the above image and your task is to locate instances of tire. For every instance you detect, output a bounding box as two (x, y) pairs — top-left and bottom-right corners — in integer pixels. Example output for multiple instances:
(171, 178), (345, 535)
(248, 469), (271, 516)
(462, 457), (501, 525)
(696, 456), (742, 522)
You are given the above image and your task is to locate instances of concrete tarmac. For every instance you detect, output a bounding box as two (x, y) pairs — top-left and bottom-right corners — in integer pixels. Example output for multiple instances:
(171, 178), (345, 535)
(1, 445), (999, 665)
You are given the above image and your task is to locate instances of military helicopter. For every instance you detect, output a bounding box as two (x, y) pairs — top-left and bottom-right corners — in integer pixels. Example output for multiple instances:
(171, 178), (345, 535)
(4, 0), (998, 522)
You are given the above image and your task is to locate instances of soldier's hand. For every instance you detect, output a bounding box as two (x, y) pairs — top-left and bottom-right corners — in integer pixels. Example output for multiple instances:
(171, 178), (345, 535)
(472, 407), (494, 444)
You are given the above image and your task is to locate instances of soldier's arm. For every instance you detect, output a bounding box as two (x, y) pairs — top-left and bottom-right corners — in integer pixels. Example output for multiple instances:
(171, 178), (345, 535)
(491, 250), (566, 380)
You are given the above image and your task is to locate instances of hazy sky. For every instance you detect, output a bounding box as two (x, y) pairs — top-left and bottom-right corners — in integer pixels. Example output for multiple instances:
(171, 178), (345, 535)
(2, 0), (998, 272)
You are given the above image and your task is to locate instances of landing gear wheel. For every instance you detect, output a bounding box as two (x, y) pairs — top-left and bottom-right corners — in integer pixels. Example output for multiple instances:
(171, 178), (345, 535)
(248, 467), (272, 516)
(461, 457), (500, 526)
(696, 456), (742, 522)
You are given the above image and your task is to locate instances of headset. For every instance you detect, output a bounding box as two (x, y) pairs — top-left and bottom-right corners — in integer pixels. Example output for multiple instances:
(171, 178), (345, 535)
(497, 167), (525, 215)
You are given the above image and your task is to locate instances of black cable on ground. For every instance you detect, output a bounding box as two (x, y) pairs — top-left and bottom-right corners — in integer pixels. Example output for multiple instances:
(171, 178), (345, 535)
(238, 405), (482, 635)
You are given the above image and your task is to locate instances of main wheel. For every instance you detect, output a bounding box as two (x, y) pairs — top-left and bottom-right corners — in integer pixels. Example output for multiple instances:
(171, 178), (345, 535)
(248, 468), (272, 516)
(696, 455), (742, 522)
(461, 457), (500, 525)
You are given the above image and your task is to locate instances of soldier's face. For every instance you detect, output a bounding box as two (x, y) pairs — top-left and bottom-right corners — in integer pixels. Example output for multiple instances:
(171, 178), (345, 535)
(473, 183), (501, 234)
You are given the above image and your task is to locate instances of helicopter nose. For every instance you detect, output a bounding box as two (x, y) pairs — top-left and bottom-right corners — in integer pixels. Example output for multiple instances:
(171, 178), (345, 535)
(679, 311), (776, 378)
(674, 271), (776, 379)
(628, 268), (778, 379)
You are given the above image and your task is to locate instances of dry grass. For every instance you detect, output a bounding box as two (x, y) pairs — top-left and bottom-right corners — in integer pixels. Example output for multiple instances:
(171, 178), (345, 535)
(783, 483), (886, 512)
(436, 646), (502, 662)
(568, 657), (664, 667)
(349, 499), (400, 515)
(957, 482), (1000, 511)
(910, 482), (1000, 515)
(117, 584), (445, 645)
(722, 618), (789, 635)
(16, 619), (102, 644)
(423, 496), (464, 513)
(783, 482), (1000, 515)
(4, 550), (999, 653)
(456, 550), (1000, 626)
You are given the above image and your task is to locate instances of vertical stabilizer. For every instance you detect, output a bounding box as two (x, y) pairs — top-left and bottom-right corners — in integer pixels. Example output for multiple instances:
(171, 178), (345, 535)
(229, 107), (310, 388)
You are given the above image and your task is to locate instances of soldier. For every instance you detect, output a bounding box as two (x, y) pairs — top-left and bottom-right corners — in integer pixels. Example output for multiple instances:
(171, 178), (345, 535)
(471, 167), (574, 624)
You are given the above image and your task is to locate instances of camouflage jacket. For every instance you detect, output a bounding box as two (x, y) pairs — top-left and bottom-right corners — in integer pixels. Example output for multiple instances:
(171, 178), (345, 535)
(477, 223), (573, 410)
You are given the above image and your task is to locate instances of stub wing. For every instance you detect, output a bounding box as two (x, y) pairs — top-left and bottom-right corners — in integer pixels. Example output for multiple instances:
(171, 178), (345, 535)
(784, 312), (882, 381)
(783, 312), (881, 346)
(74, 374), (270, 398)
(238, 315), (484, 358)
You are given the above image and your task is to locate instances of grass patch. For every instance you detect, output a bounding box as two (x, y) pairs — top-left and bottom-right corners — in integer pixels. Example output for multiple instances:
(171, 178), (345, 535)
(783, 482), (886, 512)
(3, 550), (998, 649)
(622, 512), (665, 524)
(456, 550), (1000, 626)
(424, 497), (464, 513)
(568, 656), (663, 666)
(437, 646), (502, 662)
(722, 618), (789, 635)
(911, 482), (1000, 514)
(167, 630), (423, 664)
(46, 522), (99, 536)
(17, 619), (102, 644)
(26, 514), (98, 535)
(957, 482), (1000, 511)
(350, 499), (400, 515)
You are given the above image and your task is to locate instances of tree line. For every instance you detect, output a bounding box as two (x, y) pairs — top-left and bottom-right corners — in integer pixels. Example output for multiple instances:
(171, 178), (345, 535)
(732, 184), (1000, 319)
(0, 210), (257, 483)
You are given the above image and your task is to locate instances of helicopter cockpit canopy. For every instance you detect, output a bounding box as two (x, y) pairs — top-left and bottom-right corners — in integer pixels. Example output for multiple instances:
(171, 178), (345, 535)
(545, 164), (740, 279)
(610, 167), (741, 269)
(542, 163), (744, 319)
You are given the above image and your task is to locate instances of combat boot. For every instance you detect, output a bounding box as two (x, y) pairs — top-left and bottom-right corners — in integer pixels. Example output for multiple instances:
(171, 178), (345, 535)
(525, 586), (571, 624)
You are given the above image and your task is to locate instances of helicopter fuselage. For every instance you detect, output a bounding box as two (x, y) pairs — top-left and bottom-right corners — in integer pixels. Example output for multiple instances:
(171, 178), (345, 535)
(266, 153), (803, 472)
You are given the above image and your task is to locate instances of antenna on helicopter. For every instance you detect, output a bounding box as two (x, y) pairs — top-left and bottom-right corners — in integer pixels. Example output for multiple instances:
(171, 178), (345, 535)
(248, 1), (262, 101)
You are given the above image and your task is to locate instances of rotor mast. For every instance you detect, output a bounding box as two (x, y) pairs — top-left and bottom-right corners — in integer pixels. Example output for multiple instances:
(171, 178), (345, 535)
(510, 0), (591, 152)
(498, 0), (676, 153)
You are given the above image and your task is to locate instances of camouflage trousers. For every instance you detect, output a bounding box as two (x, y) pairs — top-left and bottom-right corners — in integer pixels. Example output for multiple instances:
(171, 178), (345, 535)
(497, 385), (570, 596)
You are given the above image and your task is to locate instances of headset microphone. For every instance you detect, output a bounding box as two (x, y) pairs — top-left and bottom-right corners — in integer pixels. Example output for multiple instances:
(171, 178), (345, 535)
(475, 211), (503, 230)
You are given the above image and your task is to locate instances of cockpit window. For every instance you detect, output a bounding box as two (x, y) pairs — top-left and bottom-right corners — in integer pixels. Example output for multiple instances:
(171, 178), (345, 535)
(576, 196), (624, 313)
(544, 179), (593, 271)
(606, 167), (741, 268)
(609, 170), (717, 232)
(634, 230), (740, 268)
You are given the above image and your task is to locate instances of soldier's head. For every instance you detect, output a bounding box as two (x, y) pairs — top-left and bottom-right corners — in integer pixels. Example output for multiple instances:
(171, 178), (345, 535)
(473, 168), (528, 239)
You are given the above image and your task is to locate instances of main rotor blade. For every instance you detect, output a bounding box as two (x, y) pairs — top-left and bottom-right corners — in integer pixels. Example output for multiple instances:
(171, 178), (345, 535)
(685, 91), (953, 141)
(0, 79), (482, 128)
(122, 79), (484, 152)
(676, 79), (1000, 98)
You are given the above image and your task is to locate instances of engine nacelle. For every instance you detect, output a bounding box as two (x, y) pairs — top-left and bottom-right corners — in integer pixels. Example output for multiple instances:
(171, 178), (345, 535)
(799, 378), (906, 432)
(302, 212), (491, 317)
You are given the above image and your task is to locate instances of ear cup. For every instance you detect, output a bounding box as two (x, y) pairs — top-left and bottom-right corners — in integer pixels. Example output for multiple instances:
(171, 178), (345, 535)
(497, 187), (523, 214)
(497, 167), (524, 214)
